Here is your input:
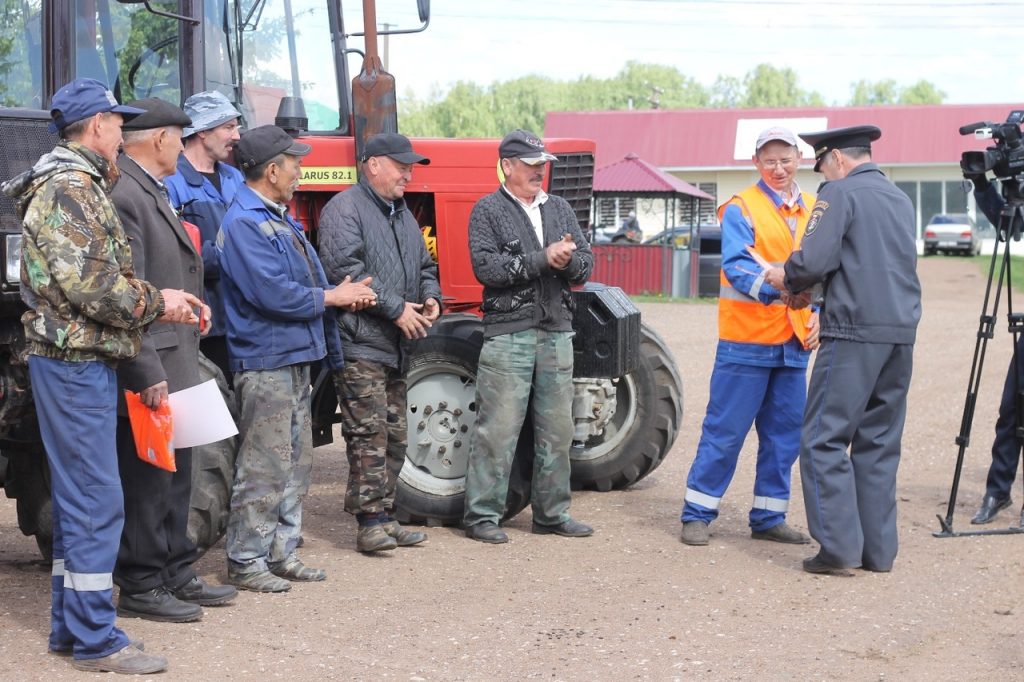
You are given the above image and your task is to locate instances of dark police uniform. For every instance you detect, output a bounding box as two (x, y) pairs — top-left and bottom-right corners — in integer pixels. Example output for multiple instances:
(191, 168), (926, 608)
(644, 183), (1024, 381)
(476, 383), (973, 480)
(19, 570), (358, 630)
(784, 125), (922, 572)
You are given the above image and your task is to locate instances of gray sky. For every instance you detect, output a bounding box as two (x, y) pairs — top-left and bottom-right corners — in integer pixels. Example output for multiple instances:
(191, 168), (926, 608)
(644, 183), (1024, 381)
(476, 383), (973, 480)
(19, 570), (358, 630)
(348, 0), (1024, 106)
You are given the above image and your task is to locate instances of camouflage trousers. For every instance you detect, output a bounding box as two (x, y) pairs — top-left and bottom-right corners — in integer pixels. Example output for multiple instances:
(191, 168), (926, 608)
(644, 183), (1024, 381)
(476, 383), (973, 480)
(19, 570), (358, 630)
(226, 364), (312, 573)
(463, 329), (575, 527)
(332, 360), (406, 516)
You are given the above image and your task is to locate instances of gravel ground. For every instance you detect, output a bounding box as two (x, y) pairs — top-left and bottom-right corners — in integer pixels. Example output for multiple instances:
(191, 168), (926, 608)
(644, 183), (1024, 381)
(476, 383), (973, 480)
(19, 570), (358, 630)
(1, 256), (1022, 681)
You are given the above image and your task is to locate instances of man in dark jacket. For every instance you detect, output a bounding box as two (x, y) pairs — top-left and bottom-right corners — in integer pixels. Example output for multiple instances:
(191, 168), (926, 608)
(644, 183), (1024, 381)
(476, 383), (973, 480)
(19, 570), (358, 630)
(966, 178), (1024, 527)
(319, 133), (441, 553)
(219, 126), (375, 592)
(462, 129), (595, 544)
(779, 125), (922, 575)
(111, 98), (235, 624)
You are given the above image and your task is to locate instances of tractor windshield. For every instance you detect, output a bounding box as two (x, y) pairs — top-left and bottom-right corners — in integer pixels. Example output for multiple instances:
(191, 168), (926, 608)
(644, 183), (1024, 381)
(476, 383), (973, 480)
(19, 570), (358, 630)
(0, 0), (339, 131)
(226, 0), (342, 131)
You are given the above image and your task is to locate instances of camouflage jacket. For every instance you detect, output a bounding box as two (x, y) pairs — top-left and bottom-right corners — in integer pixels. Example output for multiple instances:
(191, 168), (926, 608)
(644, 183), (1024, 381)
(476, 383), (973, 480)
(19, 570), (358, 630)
(1, 141), (164, 362)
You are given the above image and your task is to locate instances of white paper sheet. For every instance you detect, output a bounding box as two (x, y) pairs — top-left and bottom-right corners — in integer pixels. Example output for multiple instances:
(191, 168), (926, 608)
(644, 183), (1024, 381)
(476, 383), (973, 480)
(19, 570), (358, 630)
(167, 379), (238, 448)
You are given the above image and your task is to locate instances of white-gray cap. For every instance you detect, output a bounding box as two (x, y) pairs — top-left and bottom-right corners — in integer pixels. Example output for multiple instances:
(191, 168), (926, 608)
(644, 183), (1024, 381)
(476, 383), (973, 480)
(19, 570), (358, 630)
(755, 126), (799, 152)
(182, 90), (242, 137)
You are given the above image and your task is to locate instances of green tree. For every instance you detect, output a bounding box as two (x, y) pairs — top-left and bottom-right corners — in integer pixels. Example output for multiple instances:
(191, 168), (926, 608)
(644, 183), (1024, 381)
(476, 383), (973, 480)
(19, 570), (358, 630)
(899, 79), (945, 104)
(740, 64), (823, 107)
(849, 79), (900, 105)
(848, 78), (945, 105)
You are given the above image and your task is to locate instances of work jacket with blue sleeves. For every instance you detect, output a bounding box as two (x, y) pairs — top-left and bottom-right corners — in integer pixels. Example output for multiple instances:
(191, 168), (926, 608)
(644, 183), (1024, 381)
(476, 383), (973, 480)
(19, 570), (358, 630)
(165, 155), (245, 338)
(717, 179), (813, 369)
(217, 184), (343, 373)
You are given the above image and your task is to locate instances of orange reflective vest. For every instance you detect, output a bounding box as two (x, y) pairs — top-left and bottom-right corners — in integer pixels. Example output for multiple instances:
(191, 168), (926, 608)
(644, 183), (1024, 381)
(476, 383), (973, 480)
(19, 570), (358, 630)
(717, 185), (815, 346)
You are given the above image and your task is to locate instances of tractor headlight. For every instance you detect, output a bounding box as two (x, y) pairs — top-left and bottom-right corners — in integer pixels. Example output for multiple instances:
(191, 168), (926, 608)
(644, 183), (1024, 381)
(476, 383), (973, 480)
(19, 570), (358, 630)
(5, 233), (22, 284)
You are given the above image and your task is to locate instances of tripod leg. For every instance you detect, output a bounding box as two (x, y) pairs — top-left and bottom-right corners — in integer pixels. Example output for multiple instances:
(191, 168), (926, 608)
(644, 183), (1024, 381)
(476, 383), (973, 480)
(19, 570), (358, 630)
(935, 228), (1011, 536)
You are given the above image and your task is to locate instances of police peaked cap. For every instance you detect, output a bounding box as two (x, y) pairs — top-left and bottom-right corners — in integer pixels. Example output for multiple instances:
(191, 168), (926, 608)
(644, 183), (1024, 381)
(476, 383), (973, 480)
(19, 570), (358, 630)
(121, 98), (192, 131)
(799, 125), (882, 172)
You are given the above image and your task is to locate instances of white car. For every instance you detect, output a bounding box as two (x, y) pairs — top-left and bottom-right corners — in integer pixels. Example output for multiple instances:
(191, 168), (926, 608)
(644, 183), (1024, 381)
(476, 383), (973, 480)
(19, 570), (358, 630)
(923, 214), (981, 256)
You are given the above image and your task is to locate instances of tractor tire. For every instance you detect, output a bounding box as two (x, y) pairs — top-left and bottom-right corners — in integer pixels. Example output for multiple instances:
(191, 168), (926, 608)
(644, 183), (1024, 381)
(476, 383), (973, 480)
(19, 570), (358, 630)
(9, 447), (53, 561)
(394, 314), (532, 526)
(186, 353), (239, 556)
(569, 322), (683, 491)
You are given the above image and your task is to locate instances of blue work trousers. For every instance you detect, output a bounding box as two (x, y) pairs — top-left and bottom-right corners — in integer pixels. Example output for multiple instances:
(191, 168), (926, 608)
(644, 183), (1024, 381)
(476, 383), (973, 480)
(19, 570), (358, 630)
(681, 357), (806, 531)
(28, 355), (130, 660)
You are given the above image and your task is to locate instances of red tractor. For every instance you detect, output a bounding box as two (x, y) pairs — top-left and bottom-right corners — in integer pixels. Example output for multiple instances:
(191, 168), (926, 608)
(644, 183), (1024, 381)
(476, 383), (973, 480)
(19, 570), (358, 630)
(0, 0), (683, 555)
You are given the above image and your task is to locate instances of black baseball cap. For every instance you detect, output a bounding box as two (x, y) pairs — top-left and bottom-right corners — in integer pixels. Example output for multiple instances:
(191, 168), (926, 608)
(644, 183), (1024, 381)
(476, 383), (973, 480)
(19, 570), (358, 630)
(121, 98), (192, 131)
(799, 125), (882, 172)
(499, 129), (557, 165)
(234, 124), (312, 170)
(361, 132), (430, 165)
(48, 78), (146, 133)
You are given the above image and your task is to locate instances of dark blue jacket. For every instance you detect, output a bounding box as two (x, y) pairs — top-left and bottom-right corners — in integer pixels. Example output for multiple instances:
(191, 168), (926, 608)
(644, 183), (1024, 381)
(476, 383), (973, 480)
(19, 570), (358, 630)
(217, 185), (343, 372)
(165, 155), (245, 338)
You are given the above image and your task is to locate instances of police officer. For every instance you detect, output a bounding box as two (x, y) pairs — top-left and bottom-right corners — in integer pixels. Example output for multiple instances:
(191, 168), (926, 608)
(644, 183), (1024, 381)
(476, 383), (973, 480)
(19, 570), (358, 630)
(776, 125), (922, 575)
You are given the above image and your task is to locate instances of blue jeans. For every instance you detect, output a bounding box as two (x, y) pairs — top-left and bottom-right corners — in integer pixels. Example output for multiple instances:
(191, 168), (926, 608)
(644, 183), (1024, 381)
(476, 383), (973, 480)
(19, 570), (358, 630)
(463, 329), (575, 527)
(28, 355), (130, 659)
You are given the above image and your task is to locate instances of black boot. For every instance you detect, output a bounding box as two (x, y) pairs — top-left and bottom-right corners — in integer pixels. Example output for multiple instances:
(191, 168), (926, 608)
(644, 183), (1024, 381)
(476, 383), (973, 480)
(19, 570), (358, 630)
(117, 586), (203, 623)
(970, 494), (1012, 525)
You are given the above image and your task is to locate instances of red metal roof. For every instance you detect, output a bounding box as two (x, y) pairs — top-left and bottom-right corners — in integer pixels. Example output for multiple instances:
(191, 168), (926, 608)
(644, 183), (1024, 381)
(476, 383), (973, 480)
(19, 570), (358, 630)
(546, 104), (1024, 169)
(594, 152), (714, 199)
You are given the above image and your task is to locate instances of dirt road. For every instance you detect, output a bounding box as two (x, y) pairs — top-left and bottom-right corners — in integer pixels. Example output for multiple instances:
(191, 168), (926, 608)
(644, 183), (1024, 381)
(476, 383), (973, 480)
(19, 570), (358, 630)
(1, 257), (1022, 681)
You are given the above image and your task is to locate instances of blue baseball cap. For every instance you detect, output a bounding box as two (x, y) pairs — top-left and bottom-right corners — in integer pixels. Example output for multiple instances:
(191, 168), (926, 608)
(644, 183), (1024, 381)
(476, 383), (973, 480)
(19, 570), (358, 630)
(48, 78), (146, 133)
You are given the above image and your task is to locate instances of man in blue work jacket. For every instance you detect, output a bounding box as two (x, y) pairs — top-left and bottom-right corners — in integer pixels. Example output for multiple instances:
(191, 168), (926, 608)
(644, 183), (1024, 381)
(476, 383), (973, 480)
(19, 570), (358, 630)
(218, 125), (375, 592)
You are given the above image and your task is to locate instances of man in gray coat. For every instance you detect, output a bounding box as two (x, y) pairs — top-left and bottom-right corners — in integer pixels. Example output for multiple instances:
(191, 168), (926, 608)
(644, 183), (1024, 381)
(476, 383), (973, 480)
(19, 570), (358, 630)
(318, 133), (441, 553)
(110, 99), (235, 622)
(773, 125), (922, 575)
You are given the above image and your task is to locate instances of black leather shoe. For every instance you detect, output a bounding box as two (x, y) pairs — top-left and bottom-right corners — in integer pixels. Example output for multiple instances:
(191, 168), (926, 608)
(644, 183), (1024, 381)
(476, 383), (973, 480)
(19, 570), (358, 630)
(173, 577), (237, 606)
(532, 518), (594, 537)
(465, 521), (509, 544)
(117, 586), (203, 623)
(970, 494), (1012, 525)
(801, 554), (854, 577)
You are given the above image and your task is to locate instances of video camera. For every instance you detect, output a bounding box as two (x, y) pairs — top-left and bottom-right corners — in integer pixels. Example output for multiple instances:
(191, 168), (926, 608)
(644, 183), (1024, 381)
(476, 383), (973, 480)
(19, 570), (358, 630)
(959, 110), (1024, 179)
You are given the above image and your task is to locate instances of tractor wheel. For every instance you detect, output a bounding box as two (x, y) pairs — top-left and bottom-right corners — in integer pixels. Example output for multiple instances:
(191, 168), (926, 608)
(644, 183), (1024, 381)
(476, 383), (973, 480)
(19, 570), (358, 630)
(186, 353), (239, 556)
(9, 448), (53, 561)
(395, 314), (532, 526)
(569, 322), (683, 491)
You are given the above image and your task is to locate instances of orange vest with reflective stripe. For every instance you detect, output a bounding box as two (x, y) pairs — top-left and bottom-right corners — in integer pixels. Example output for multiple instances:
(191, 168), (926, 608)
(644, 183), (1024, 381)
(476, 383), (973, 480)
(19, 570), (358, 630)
(717, 185), (815, 346)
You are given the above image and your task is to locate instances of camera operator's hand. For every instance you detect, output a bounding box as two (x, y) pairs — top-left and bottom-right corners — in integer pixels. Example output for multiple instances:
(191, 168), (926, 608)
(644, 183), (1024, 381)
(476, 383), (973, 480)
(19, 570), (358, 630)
(965, 172), (990, 194)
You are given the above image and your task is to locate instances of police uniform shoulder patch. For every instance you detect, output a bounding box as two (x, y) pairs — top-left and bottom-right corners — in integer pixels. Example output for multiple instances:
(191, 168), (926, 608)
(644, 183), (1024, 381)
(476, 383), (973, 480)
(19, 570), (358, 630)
(805, 200), (829, 237)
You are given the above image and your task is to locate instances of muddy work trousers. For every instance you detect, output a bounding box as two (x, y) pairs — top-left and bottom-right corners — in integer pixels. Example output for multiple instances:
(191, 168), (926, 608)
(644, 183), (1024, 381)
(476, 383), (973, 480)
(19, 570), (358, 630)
(226, 364), (312, 574)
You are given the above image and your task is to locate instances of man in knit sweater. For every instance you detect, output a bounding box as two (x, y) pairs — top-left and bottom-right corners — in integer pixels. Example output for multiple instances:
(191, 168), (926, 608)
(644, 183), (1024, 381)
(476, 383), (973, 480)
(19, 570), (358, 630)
(462, 129), (595, 544)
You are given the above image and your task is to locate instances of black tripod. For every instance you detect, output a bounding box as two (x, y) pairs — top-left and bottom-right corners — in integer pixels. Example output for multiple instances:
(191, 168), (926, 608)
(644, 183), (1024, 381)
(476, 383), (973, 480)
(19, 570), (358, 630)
(935, 181), (1024, 538)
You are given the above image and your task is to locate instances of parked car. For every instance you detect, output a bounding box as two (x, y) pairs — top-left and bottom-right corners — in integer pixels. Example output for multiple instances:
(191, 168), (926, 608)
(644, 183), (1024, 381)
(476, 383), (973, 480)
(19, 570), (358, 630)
(644, 225), (722, 297)
(643, 226), (693, 248)
(592, 223), (642, 244)
(923, 213), (981, 256)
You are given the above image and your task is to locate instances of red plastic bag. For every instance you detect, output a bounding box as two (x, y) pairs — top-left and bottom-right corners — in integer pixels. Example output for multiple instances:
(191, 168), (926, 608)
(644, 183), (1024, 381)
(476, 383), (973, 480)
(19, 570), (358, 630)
(124, 391), (176, 471)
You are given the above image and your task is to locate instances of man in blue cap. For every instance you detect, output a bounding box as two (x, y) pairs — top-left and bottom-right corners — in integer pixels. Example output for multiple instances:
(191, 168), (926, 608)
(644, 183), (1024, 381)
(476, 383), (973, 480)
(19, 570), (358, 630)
(1, 78), (205, 674)
(770, 125), (922, 576)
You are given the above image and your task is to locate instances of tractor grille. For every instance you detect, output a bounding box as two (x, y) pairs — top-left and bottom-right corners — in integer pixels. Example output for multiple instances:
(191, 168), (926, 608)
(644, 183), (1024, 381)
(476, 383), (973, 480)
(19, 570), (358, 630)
(548, 151), (594, 233)
(0, 110), (55, 233)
